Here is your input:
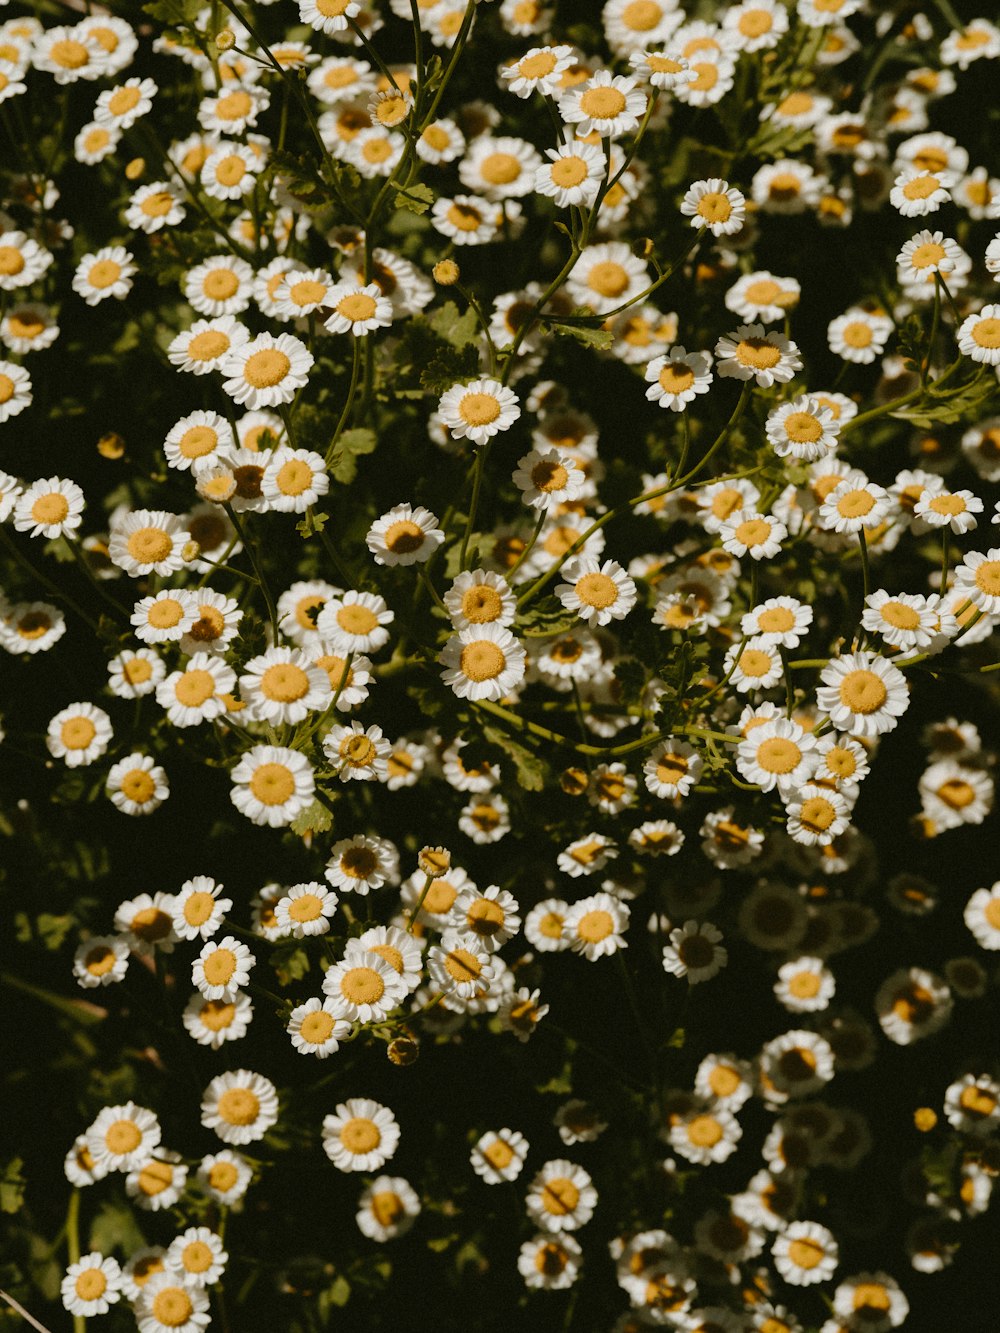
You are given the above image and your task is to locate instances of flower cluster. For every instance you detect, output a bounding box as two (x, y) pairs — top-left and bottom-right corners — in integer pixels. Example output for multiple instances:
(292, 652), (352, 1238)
(3, 0), (1000, 1328)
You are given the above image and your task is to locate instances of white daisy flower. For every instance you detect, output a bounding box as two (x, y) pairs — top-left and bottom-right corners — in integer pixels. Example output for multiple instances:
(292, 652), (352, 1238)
(438, 623), (526, 701)
(742, 597), (813, 646)
(861, 590), (938, 649)
(786, 784), (852, 846)
(201, 141), (260, 200)
(316, 589), (395, 653)
(34, 27), (113, 83)
(719, 508), (788, 560)
(192, 936), (255, 1001)
(71, 246), (135, 305)
(356, 1176), (421, 1242)
(201, 1069), (279, 1145)
(184, 255), (254, 318)
(460, 134), (542, 200)
(766, 396), (840, 461)
(325, 834), (398, 894)
(827, 307), (894, 364)
(229, 744), (315, 827)
(46, 701), (113, 767)
(471, 1128), (529, 1184)
(171, 877), (233, 944)
(567, 241), (648, 315)
(644, 346), (713, 411)
(167, 315), (250, 376)
(287, 997), (351, 1058)
(1, 302), (60, 355)
(0, 230), (53, 291)
(199, 84), (270, 135)
(724, 638), (784, 692)
(534, 142), (606, 208)
(559, 70), (646, 138)
(772, 1221), (839, 1286)
(74, 119), (121, 163)
(86, 1102), (161, 1174)
(166, 1228), (227, 1288)
(366, 503), (444, 566)
(0, 358), (30, 420)
(737, 718), (816, 793)
(674, 51), (737, 108)
(817, 652), (909, 736)
(628, 49), (697, 90)
(106, 753), (169, 816)
(134, 1272), (210, 1333)
(715, 323), (802, 386)
(61, 1253), (123, 1317)
(643, 738), (704, 797)
(427, 930), (495, 999)
(323, 281), (394, 336)
(458, 792), (511, 844)
(197, 1150), (253, 1206)
(13, 476), (85, 539)
(523, 899), (570, 953)
(889, 166), (956, 216)
(163, 411), (230, 473)
(501, 44), (574, 98)
(819, 476), (892, 533)
(724, 0), (789, 50)
(109, 509), (189, 578)
(275, 882), (339, 938)
(920, 760), (993, 830)
(324, 1099), (400, 1173)
(156, 653), (235, 728)
(450, 883), (521, 952)
(556, 557), (637, 628)
(430, 194), (499, 245)
(130, 590), (197, 645)
(564, 891), (629, 960)
(517, 1233), (582, 1291)
(180, 590), (243, 657)
(443, 569), (517, 630)
(670, 1105), (742, 1164)
(239, 647), (331, 726)
(74, 935), (129, 989)
(438, 377), (521, 445)
(875, 967), (952, 1046)
(124, 181), (186, 234)
(526, 1159), (597, 1233)
(221, 331), (313, 409)
(416, 115), (466, 164)
(126, 1153), (188, 1212)
(323, 720), (391, 782)
(957, 305), (1000, 365)
(355, 926), (422, 993)
(680, 178), (746, 236)
(558, 833), (617, 878)
(663, 920), (727, 983)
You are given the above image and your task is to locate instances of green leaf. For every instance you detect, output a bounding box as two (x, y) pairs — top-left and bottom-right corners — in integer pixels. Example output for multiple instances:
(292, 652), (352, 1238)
(551, 320), (614, 350)
(296, 508), (329, 539)
(273, 946), (310, 987)
(891, 374), (999, 429)
(482, 725), (547, 792)
(142, 0), (202, 24)
(290, 799), (334, 837)
(391, 181), (435, 214)
(515, 594), (581, 638)
(328, 1275), (351, 1307)
(329, 427), (376, 484)
(0, 1158), (25, 1215)
(429, 301), (480, 350)
(89, 1200), (146, 1255)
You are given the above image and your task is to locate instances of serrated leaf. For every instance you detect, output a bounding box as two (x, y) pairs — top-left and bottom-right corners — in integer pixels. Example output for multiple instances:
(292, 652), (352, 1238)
(0, 1158), (25, 1214)
(328, 427), (376, 484)
(391, 181), (435, 214)
(515, 594), (582, 638)
(290, 799), (334, 836)
(142, 0), (202, 24)
(482, 725), (547, 792)
(89, 1200), (146, 1255)
(296, 509), (329, 538)
(272, 946), (310, 986)
(890, 374), (998, 430)
(551, 320), (614, 350)
(429, 302), (480, 350)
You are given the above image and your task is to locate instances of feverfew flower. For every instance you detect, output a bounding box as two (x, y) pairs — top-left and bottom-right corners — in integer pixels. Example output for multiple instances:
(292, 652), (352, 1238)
(438, 378), (521, 445)
(680, 178), (746, 236)
(558, 71), (645, 139)
(715, 324), (802, 386)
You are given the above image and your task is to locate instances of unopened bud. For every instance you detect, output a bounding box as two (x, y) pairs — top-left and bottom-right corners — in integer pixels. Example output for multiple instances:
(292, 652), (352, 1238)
(631, 236), (654, 260)
(387, 1034), (420, 1066)
(418, 846), (451, 878)
(560, 767), (589, 796)
(433, 259), (460, 286)
(97, 432), (125, 460)
(125, 158), (145, 181)
(181, 540), (201, 562)
(215, 29), (236, 51)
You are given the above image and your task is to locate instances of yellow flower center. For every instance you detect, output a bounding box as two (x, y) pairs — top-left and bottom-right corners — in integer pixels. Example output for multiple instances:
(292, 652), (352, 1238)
(371, 1190), (404, 1226)
(550, 156), (588, 188)
(736, 337), (781, 370)
(459, 640), (506, 682)
(708, 1064), (741, 1097)
(739, 9), (773, 36)
(140, 190), (175, 218)
(61, 716), (96, 750)
(288, 893), (323, 922)
(85, 945), (116, 976)
(340, 965), (386, 1005)
(243, 349), (291, 388)
(217, 1087), (260, 1126)
(458, 391), (501, 426)
(799, 795), (837, 831)
(209, 1161), (239, 1192)
(443, 946), (483, 983)
(580, 87), (627, 119)
(261, 663), (311, 703)
(150, 1287), (194, 1327)
(838, 668), (888, 713)
(784, 411), (823, 443)
(446, 202), (484, 232)
(460, 585), (504, 623)
(300, 1010), (335, 1043)
(249, 763), (296, 805)
(75, 1269), (108, 1301)
(902, 175), (941, 200)
(480, 152), (521, 185)
(50, 39), (90, 68)
(188, 330), (230, 361)
(518, 50), (557, 79)
(788, 970), (821, 999)
(175, 669), (216, 708)
(971, 318), (1000, 349)
(575, 571), (618, 609)
(88, 259), (122, 289)
(32, 493), (70, 525)
(735, 518), (772, 547)
(137, 1159), (175, 1195)
(687, 1114), (723, 1147)
(203, 269), (239, 300)
(658, 362), (696, 393)
(587, 260), (629, 298)
(541, 1177), (580, 1215)
(215, 155), (247, 187)
(696, 191), (732, 223)
(216, 90), (252, 121)
(127, 527), (173, 563)
(0, 246), (25, 276)
(576, 908), (614, 942)
(340, 1117), (381, 1152)
(757, 736), (801, 773)
(121, 769), (156, 803)
(105, 1119), (142, 1154)
(483, 1138), (515, 1168)
(337, 291), (377, 322)
(836, 488), (876, 518)
(738, 649), (773, 678)
(203, 948), (237, 986)
(337, 603), (379, 635)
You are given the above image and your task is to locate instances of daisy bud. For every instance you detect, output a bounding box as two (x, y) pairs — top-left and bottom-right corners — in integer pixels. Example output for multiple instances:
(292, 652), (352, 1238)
(387, 1034), (420, 1066)
(560, 767), (589, 796)
(914, 1107), (937, 1132)
(196, 467), (237, 504)
(181, 540), (200, 562)
(418, 846), (451, 878)
(632, 236), (655, 259)
(215, 29), (235, 50)
(125, 157), (145, 181)
(97, 432), (125, 459)
(434, 259), (460, 286)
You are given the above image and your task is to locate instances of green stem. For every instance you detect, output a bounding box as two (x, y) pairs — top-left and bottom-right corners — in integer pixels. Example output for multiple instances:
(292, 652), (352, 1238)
(325, 337), (362, 467)
(459, 443), (489, 571)
(224, 506), (279, 642)
(67, 1190), (85, 1333)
